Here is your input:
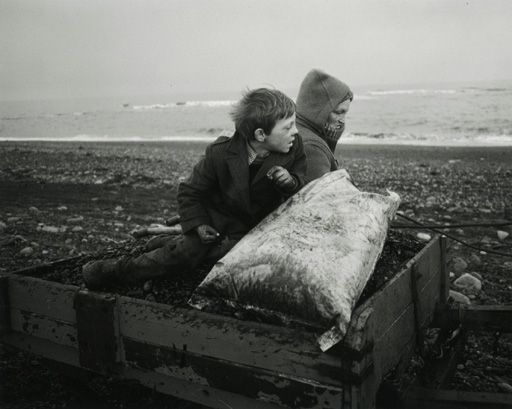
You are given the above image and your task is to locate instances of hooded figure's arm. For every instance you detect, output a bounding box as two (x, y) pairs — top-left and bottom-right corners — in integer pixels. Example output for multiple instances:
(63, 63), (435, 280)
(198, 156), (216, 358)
(303, 142), (333, 184)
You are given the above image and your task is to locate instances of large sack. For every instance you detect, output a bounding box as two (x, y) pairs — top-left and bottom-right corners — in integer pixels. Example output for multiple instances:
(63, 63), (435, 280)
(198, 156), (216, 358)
(189, 169), (400, 350)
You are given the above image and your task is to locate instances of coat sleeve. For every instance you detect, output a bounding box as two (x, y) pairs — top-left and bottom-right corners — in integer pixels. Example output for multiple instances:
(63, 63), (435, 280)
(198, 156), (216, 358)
(177, 145), (218, 234)
(303, 141), (333, 184)
(280, 134), (307, 196)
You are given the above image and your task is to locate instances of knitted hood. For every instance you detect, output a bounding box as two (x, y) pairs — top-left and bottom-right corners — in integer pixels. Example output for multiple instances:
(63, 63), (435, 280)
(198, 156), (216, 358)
(296, 69), (352, 145)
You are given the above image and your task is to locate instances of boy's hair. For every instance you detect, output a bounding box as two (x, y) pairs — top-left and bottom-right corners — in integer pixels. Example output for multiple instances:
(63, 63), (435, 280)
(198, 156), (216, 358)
(230, 88), (295, 140)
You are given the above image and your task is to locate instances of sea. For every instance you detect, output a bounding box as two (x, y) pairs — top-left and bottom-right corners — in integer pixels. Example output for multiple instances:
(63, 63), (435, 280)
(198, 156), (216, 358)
(1, 80), (512, 146)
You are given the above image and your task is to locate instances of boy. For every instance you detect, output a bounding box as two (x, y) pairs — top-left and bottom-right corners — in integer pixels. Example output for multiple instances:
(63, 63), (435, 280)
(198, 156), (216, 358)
(83, 88), (306, 289)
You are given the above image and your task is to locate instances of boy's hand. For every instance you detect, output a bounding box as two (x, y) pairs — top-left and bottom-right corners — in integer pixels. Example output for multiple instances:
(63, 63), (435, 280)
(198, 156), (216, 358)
(196, 224), (220, 243)
(267, 166), (297, 190)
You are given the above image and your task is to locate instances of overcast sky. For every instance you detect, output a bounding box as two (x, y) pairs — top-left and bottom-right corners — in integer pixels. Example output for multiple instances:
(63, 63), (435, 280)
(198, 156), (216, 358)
(1, 0), (512, 100)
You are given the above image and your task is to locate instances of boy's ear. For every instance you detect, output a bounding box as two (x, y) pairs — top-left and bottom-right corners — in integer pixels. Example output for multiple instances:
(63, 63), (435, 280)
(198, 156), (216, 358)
(254, 128), (266, 143)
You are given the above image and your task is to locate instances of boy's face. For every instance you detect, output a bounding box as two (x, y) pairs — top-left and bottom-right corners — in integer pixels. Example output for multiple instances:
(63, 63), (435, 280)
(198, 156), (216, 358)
(261, 114), (298, 153)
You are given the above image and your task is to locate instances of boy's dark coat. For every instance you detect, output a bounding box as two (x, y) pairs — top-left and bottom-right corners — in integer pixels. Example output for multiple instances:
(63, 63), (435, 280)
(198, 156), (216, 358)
(178, 131), (306, 239)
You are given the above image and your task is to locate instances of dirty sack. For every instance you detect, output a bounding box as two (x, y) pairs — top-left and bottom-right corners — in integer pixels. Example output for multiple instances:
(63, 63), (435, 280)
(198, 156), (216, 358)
(188, 169), (400, 351)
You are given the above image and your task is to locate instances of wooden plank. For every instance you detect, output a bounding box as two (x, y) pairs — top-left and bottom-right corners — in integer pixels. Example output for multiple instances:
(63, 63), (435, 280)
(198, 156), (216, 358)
(75, 290), (120, 373)
(1, 332), (80, 367)
(0, 276), (10, 334)
(405, 386), (512, 409)
(122, 337), (345, 409)
(434, 305), (512, 333)
(118, 297), (351, 386)
(439, 236), (449, 305)
(9, 308), (78, 348)
(355, 237), (441, 348)
(7, 274), (77, 322)
(121, 366), (315, 409)
(356, 237), (442, 378)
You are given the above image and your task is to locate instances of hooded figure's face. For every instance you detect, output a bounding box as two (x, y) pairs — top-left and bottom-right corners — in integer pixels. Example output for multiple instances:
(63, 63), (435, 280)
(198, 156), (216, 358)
(323, 99), (351, 142)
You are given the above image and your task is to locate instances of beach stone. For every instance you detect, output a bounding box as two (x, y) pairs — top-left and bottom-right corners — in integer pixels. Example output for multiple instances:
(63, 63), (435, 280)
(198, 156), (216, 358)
(479, 208), (492, 214)
(416, 232), (432, 241)
(115, 205), (124, 212)
(143, 281), (153, 292)
(72, 226), (83, 232)
(481, 236), (492, 244)
(497, 230), (509, 240)
(67, 216), (84, 223)
(41, 225), (60, 233)
(0, 221), (6, 233)
(455, 228), (464, 235)
(449, 272), (455, 279)
(19, 247), (34, 257)
(28, 206), (40, 214)
(452, 257), (468, 273)
(57, 205), (68, 211)
(42, 250), (49, 255)
(449, 290), (471, 305)
(454, 273), (482, 293)
(469, 254), (482, 266)
(468, 271), (482, 280)
(7, 217), (20, 223)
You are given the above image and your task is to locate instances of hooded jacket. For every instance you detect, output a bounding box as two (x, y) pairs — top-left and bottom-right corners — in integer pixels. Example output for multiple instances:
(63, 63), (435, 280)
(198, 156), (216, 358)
(296, 69), (352, 184)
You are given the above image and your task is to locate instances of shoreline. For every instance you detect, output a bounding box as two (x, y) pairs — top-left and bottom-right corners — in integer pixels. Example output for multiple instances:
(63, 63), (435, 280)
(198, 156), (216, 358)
(2, 136), (512, 148)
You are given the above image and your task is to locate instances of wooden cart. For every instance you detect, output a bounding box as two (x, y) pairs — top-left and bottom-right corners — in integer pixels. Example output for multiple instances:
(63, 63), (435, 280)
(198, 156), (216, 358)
(0, 236), (447, 409)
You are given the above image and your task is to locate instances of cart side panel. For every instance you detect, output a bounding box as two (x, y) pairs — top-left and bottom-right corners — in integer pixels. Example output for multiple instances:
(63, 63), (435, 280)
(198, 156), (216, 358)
(8, 275), (77, 322)
(123, 337), (345, 409)
(9, 309), (78, 347)
(367, 237), (442, 377)
(118, 296), (347, 386)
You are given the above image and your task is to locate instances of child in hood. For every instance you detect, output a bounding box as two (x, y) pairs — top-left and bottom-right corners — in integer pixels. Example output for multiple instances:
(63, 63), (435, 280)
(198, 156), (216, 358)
(296, 69), (353, 183)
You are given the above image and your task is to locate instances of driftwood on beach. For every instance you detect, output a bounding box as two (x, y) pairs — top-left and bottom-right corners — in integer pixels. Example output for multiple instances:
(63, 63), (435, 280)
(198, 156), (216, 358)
(189, 169), (401, 351)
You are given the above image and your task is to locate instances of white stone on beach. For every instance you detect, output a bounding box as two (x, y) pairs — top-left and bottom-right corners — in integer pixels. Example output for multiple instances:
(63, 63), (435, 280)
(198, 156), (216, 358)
(67, 216), (84, 223)
(28, 206), (40, 214)
(454, 273), (482, 293)
(72, 226), (83, 232)
(416, 232), (431, 241)
(0, 221), (6, 233)
(7, 217), (20, 223)
(449, 290), (470, 305)
(497, 230), (509, 240)
(19, 247), (34, 257)
(57, 205), (68, 211)
(115, 205), (124, 212)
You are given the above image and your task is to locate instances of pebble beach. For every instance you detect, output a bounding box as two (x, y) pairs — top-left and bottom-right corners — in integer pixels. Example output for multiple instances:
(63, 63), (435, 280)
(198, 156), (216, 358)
(1, 140), (512, 408)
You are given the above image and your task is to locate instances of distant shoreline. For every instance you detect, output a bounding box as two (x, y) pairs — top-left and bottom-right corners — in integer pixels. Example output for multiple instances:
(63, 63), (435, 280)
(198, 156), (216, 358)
(2, 136), (512, 148)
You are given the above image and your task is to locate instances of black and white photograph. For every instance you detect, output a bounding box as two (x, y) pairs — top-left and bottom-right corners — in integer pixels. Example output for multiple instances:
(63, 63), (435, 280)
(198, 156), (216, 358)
(1, 1), (511, 408)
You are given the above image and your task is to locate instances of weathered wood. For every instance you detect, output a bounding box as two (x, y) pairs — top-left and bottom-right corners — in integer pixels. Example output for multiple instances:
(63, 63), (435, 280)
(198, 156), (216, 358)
(357, 237), (442, 377)
(118, 296), (356, 385)
(74, 290), (120, 373)
(439, 235), (449, 305)
(8, 274), (77, 322)
(9, 308), (77, 347)
(1, 332), (80, 367)
(0, 276), (10, 334)
(121, 366), (320, 409)
(433, 305), (512, 332)
(405, 386), (512, 408)
(410, 263), (425, 352)
(123, 337), (345, 409)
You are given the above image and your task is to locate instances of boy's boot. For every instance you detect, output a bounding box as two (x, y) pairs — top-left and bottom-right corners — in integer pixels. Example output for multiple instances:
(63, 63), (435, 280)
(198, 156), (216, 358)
(82, 258), (123, 290)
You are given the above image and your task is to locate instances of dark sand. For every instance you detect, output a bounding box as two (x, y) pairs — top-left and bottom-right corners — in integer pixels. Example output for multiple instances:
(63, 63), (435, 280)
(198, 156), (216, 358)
(1, 141), (511, 408)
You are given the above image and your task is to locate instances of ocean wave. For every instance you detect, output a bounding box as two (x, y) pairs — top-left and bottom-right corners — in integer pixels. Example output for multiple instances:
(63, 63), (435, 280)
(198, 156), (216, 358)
(368, 89), (457, 96)
(132, 100), (236, 110)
